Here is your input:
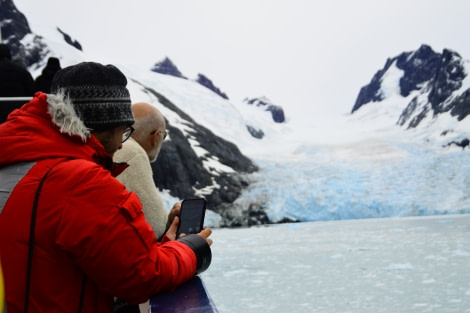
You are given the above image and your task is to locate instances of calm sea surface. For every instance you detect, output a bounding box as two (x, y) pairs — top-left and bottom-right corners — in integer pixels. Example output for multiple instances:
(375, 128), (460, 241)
(202, 214), (470, 313)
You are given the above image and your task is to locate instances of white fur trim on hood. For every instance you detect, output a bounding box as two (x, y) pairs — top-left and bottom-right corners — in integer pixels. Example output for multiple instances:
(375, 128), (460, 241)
(47, 92), (91, 142)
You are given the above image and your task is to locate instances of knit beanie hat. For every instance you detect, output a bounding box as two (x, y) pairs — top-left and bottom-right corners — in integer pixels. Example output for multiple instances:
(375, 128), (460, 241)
(50, 61), (134, 131)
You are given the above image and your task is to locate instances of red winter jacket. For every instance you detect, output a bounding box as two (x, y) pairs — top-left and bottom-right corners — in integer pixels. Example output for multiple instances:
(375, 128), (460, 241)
(0, 93), (202, 313)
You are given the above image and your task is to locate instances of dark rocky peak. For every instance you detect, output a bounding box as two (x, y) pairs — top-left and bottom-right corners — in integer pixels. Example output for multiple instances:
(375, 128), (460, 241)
(244, 96), (285, 123)
(396, 45), (464, 109)
(150, 57), (186, 79)
(0, 0), (34, 64)
(396, 46), (468, 127)
(352, 44), (466, 114)
(0, 0), (30, 44)
(56, 27), (82, 51)
(395, 44), (442, 97)
(351, 59), (392, 112)
(196, 73), (229, 100)
(427, 49), (465, 112)
(0, 0), (76, 68)
(351, 44), (470, 147)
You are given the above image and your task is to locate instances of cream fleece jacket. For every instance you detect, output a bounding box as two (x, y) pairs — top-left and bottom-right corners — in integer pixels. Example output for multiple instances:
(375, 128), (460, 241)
(114, 138), (167, 238)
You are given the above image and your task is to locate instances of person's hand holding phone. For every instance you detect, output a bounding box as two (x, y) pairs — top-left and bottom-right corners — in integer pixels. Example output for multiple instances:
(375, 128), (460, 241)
(165, 216), (213, 246)
(164, 216), (180, 241)
(196, 227), (213, 246)
(164, 198), (213, 246)
(165, 201), (181, 233)
(177, 198), (206, 236)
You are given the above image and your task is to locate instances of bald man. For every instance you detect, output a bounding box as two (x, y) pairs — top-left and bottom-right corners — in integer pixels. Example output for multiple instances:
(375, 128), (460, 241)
(114, 102), (178, 240)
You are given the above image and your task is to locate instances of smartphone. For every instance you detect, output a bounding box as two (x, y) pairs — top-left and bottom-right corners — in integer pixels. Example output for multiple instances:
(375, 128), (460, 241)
(177, 198), (207, 236)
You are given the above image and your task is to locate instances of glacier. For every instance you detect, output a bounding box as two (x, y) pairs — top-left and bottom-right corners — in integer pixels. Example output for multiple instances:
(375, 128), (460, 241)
(12, 0), (470, 225)
(121, 67), (470, 225)
(122, 64), (470, 226)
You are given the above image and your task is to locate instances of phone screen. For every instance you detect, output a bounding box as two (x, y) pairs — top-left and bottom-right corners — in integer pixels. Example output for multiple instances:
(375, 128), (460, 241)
(177, 198), (207, 236)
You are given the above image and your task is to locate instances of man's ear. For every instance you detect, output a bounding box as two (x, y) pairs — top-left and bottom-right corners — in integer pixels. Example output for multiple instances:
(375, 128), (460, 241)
(150, 130), (159, 147)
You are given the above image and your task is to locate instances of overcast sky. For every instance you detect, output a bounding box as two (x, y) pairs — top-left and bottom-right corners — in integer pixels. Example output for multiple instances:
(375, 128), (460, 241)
(14, 0), (470, 120)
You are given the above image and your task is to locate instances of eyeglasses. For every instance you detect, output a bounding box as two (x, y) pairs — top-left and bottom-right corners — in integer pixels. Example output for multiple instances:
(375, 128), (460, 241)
(158, 130), (168, 140)
(122, 126), (135, 143)
(151, 129), (168, 140)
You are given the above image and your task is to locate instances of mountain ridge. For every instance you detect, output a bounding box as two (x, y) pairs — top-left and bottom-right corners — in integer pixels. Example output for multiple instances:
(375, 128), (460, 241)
(353, 44), (470, 148)
(0, 0), (267, 226)
(2, 0), (470, 225)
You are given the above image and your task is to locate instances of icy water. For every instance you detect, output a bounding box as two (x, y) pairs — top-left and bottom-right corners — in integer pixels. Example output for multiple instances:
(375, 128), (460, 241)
(201, 214), (470, 313)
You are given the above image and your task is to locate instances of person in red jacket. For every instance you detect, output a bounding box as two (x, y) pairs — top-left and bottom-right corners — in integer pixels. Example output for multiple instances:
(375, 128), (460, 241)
(0, 61), (212, 313)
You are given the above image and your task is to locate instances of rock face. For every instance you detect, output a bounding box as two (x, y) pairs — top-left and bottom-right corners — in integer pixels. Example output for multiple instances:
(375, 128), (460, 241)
(352, 44), (470, 147)
(0, 0), (35, 65)
(196, 73), (229, 100)
(57, 27), (82, 51)
(353, 44), (470, 123)
(1, 1), (271, 227)
(244, 97), (286, 123)
(0, 0), (30, 45)
(0, 0), (81, 67)
(239, 97), (286, 140)
(144, 87), (261, 227)
(246, 125), (265, 139)
(150, 57), (186, 79)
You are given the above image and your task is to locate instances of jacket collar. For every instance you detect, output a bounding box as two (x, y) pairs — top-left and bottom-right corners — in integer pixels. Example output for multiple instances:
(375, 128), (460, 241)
(47, 93), (129, 175)
(0, 92), (120, 173)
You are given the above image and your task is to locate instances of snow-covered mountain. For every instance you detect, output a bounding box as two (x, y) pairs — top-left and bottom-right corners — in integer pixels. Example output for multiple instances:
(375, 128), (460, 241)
(353, 44), (470, 148)
(2, 0), (470, 227)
